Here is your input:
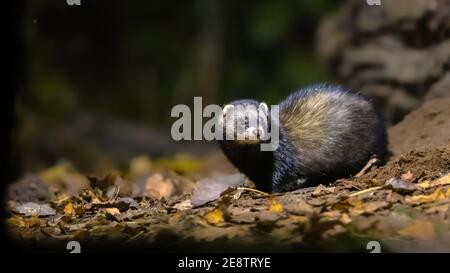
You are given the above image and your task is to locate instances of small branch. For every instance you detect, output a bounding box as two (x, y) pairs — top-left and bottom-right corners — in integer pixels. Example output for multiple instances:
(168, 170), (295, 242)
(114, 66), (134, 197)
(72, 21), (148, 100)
(348, 186), (383, 197)
(355, 158), (379, 178)
(237, 187), (269, 196)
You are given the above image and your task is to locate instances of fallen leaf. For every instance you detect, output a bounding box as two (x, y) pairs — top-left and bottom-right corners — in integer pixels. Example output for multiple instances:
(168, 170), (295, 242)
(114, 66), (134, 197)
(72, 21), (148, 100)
(340, 213), (352, 225)
(105, 208), (120, 216)
(7, 175), (53, 203)
(347, 198), (389, 216)
(8, 215), (40, 228)
(191, 174), (246, 207)
(64, 202), (75, 216)
(145, 174), (175, 200)
(397, 219), (435, 240)
(312, 185), (336, 196)
(205, 208), (224, 225)
(416, 181), (431, 190)
(431, 174), (450, 187)
(405, 188), (449, 204)
(417, 174), (450, 190)
(13, 202), (56, 217)
(283, 198), (314, 215)
(385, 178), (416, 193)
(172, 199), (192, 211)
(269, 198), (283, 213)
(401, 171), (413, 180)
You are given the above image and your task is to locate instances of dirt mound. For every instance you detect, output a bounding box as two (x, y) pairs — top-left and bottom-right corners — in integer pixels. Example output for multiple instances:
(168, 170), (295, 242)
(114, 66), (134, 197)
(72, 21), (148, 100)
(351, 146), (450, 189)
(388, 98), (450, 157)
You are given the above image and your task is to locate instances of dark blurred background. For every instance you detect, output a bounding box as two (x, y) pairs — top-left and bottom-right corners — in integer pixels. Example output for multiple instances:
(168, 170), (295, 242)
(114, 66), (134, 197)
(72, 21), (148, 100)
(14, 0), (343, 174)
(13, 0), (450, 177)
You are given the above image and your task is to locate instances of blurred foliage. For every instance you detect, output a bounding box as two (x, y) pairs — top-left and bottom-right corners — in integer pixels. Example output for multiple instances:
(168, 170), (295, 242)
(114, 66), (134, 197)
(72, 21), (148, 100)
(15, 0), (343, 173)
(21, 0), (342, 126)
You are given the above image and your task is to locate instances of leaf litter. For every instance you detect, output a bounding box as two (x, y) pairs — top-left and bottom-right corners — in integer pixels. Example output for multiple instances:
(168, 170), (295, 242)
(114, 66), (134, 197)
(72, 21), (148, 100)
(4, 146), (450, 252)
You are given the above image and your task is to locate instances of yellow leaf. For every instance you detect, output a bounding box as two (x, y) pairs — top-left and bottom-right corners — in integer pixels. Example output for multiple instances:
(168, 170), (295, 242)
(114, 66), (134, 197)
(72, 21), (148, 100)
(7, 215), (40, 228)
(405, 188), (448, 204)
(433, 174), (450, 187)
(398, 219), (435, 240)
(269, 198), (283, 213)
(417, 174), (450, 190)
(417, 181), (430, 189)
(205, 209), (224, 224)
(64, 202), (74, 216)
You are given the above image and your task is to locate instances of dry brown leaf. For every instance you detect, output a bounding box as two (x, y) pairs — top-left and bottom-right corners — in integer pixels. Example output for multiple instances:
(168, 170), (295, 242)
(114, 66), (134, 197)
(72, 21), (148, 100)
(348, 199), (389, 216)
(284, 198), (314, 215)
(397, 219), (435, 240)
(172, 199), (192, 211)
(401, 171), (413, 180)
(145, 174), (175, 200)
(340, 213), (352, 225)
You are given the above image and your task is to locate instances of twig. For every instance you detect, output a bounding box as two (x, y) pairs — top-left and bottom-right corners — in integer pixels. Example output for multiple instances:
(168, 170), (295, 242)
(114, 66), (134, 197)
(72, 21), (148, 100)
(237, 187), (269, 196)
(109, 185), (121, 201)
(125, 230), (145, 243)
(355, 158), (379, 178)
(348, 186), (383, 197)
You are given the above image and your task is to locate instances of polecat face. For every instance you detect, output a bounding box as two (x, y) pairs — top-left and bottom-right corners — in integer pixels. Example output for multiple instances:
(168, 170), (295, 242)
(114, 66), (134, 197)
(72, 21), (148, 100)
(218, 100), (269, 144)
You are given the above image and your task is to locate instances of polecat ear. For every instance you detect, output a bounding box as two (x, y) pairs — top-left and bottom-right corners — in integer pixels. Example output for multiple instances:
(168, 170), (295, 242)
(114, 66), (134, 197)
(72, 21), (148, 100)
(258, 102), (269, 114)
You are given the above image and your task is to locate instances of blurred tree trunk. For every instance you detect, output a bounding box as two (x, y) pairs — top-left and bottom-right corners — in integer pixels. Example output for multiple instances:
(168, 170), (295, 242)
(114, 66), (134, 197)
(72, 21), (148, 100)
(196, 0), (224, 105)
(317, 0), (450, 124)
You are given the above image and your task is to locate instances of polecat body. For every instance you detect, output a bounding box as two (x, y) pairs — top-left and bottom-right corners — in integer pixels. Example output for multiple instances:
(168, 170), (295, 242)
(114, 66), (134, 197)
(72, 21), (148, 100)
(217, 84), (388, 192)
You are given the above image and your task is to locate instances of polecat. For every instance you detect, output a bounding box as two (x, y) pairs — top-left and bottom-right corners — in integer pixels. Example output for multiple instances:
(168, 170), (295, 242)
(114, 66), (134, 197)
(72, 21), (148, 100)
(217, 84), (388, 192)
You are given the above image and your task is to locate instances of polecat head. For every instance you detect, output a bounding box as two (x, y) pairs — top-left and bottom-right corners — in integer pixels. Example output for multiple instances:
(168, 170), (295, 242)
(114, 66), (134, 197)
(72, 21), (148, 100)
(217, 99), (269, 144)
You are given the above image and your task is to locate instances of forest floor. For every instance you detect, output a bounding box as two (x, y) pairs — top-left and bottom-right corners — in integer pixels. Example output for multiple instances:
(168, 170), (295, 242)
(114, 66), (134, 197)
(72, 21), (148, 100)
(5, 98), (450, 252)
